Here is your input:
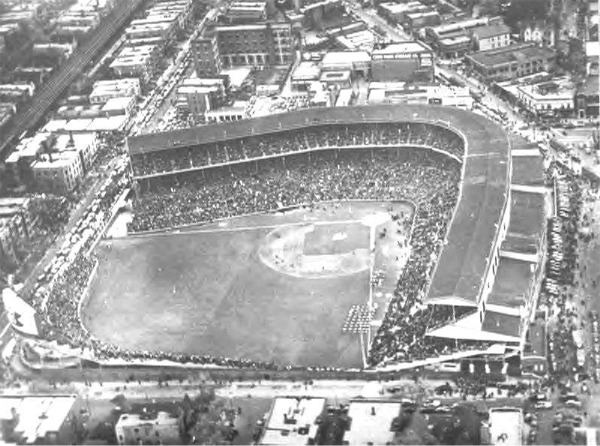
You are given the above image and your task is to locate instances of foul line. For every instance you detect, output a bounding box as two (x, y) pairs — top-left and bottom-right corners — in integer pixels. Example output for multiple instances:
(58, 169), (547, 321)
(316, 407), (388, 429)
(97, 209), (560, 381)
(128, 219), (368, 237)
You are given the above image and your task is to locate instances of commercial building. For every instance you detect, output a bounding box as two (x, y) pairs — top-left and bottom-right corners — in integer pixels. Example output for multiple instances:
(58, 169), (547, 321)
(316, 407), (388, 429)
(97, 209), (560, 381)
(343, 400), (402, 445)
(320, 70), (352, 88)
(424, 17), (504, 58)
(205, 100), (249, 123)
(404, 10), (440, 33)
(192, 31), (222, 76)
(368, 83), (472, 109)
(7, 132), (98, 192)
(472, 23), (511, 51)
(101, 96), (136, 117)
(377, 2), (431, 26)
(488, 407), (523, 446)
(259, 397), (325, 445)
(115, 411), (180, 445)
(465, 43), (556, 82)
(89, 78), (141, 104)
(371, 41), (434, 82)
(291, 61), (321, 91)
(193, 12), (295, 75)
(175, 77), (228, 122)
(321, 51), (370, 76)
(575, 75), (599, 118)
(110, 44), (160, 83)
(515, 78), (576, 118)
(0, 394), (83, 445)
(226, 1), (267, 23)
(0, 197), (36, 265)
(32, 151), (85, 194)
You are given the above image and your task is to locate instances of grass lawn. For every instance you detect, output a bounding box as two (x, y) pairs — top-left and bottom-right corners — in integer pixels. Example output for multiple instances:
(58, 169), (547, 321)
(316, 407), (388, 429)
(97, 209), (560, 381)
(85, 226), (367, 368)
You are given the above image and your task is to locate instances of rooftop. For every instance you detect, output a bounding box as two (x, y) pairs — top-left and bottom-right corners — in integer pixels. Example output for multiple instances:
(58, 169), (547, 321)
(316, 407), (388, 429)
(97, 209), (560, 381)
(321, 51), (371, 65)
(261, 397), (325, 445)
(487, 256), (534, 308)
(344, 401), (401, 445)
(473, 23), (511, 39)
(0, 395), (78, 445)
(372, 41), (431, 56)
(503, 189), (546, 253)
(483, 311), (521, 337)
(468, 43), (555, 67)
(488, 408), (523, 446)
(292, 61), (321, 81)
(511, 151), (545, 187)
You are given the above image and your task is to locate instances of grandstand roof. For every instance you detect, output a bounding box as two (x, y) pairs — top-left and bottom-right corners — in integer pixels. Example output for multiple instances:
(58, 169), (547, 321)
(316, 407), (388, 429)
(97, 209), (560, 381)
(502, 190), (546, 255)
(483, 311), (521, 338)
(487, 256), (533, 308)
(511, 141), (545, 187)
(127, 104), (510, 305)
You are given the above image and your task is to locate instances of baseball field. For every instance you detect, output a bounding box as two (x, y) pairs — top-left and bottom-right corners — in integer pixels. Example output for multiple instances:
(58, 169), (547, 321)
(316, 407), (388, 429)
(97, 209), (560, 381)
(83, 201), (413, 368)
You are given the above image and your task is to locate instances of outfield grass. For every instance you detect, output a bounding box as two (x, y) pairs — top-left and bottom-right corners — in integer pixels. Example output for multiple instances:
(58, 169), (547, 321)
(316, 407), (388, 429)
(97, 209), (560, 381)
(85, 228), (367, 368)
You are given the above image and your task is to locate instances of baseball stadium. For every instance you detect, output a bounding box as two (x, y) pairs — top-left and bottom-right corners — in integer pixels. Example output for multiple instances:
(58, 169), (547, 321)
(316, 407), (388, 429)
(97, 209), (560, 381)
(8, 104), (549, 376)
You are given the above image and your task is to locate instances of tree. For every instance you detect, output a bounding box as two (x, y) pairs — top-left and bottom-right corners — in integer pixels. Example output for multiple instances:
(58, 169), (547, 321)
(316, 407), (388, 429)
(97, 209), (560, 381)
(503, 0), (550, 30)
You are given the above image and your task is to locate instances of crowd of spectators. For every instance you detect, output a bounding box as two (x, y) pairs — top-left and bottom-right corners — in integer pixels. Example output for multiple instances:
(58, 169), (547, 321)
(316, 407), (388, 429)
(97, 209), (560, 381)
(130, 122), (465, 178)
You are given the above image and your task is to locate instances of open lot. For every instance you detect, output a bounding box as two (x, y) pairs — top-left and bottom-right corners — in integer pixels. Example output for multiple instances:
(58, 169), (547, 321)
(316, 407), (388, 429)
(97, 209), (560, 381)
(83, 201), (411, 368)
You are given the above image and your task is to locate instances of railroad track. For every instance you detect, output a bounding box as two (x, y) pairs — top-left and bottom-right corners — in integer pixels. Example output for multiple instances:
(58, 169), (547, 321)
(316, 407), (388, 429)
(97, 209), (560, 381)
(0, 0), (147, 160)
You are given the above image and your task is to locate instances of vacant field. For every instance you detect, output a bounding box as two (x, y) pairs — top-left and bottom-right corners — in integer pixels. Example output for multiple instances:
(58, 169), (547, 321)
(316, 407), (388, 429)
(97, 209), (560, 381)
(84, 201), (412, 368)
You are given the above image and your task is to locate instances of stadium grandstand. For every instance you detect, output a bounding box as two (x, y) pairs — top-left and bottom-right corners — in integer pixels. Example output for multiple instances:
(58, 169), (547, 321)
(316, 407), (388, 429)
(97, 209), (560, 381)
(6, 104), (548, 375)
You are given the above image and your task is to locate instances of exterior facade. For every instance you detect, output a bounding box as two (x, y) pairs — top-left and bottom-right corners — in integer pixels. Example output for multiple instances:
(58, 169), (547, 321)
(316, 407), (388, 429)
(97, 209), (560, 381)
(575, 75), (599, 118)
(193, 21), (295, 73)
(473, 23), (511, 51)
(515, 79), (576, 118)
(465, 43), (556, 82)
(371, 41), (434, 82)
(0, 197), (36, 265)
(110, 44), (160, 84)
(89, 78), (141, 104)
(32, 151), (85, 194)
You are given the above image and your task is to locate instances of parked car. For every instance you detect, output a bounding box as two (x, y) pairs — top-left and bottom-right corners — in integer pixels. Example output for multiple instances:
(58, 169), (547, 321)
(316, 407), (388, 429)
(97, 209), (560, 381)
(535, 401), (553, 410)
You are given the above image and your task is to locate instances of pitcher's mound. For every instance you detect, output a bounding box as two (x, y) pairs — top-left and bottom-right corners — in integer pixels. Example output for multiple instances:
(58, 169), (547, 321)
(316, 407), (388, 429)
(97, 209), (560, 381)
(259, 223), (370, 279)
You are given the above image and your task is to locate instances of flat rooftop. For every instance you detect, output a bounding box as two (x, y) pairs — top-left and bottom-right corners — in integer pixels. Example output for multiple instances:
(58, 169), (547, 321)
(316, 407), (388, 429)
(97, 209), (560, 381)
(0, 395), (78, 445)
(372, 41), (431, 55)
(503, 189), (546, 252)
(261, 397), (325, 445)
(489, 408), (523, 446)
(511, 142), (545, 186)
(483, 311), (521, 338)
(344, 400), (401, 445)
(487, 256), (533, 308)
(468, 44), (555, 67)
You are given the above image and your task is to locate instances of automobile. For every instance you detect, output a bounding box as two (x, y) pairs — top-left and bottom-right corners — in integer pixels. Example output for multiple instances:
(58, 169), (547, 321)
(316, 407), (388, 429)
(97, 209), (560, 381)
(559, 393), (578, 403)
(530, 393), (548, 402)
(535, 401), (553, 410)
(565, 400), (582, 409)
